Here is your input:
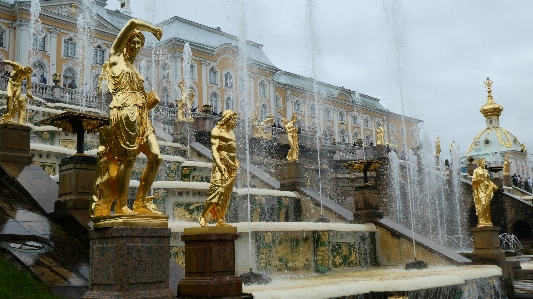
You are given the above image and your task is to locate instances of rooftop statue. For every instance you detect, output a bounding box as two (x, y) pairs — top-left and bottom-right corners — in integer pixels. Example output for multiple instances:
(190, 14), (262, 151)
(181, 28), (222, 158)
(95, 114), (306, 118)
(435, 136), (441, 156)
(2, 60), (33, 124)
(90, 18), (164, 220)
(472, 158), (498, 227)
(199, 110), (239, 227)
(376, 123), (384, 145)
(277, 109), (299, 162)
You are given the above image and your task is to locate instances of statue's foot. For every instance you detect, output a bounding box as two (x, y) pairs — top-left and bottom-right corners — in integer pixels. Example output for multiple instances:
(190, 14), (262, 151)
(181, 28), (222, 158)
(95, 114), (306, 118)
(92, 204), (112, 217)
(133, 199), (162, 215)
(199, 216), (207, 227)
(115, 206), (137, 215)
(216, 219), (232, 227)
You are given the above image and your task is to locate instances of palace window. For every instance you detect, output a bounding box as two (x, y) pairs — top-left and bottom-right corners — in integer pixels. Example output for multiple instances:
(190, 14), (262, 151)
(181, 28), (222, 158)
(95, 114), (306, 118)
(352, 115), (359, 125)
(225, 96), (233, 110)
(400, 125), (406, 136)
(64, 37), (76, 58)
(366, 134), (374, 146)
(258, 81), (267, 97)
(339, 111), (345, 122)
(34, 36), (45, 51)
(364, 118), (370, 128)
(210, 92), (219, 113)
(260, 103), (269, 121)
(275, 95), (282, 108)
(162, 62), (170, 80)
(93, 45), (105, 65)
(224, 72), (233, 88)
(209, 66), (218, 85)
(390, 123), (396, 134)
(310, 103), (316, 116)
(0, 30), (4, 47)
(190, 63), (197, 80)
(325, 108), (332, 119)
(294, 100), (302, 112)
(339, 129), (347, 143)
(63, 68), (76, 88)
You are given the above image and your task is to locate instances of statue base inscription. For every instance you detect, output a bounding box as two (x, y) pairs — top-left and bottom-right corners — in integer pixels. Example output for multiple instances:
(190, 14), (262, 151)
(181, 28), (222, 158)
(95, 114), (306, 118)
(177, 227), (252, 299)
(470, 226), (505, 263)
(83, 227), (174, 299)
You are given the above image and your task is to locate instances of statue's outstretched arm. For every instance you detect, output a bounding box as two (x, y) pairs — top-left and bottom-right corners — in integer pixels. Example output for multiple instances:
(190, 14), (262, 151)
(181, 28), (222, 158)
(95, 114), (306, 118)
(110, 19), (162, 59)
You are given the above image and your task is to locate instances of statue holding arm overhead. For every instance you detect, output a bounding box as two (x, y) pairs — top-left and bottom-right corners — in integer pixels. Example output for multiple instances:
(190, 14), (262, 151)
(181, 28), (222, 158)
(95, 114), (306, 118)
(176, 78), (187, 121)
(2, 60), (33, 124)
(91, 18), (164, 218)
(199, 110), (239, 227)
(472, 158), (498, 227)
(277, 109), (299, 162)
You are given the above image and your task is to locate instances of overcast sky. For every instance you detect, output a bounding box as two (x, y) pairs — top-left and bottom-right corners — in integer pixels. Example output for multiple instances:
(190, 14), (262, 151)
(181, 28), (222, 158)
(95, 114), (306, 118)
(106, 0), (533, 160)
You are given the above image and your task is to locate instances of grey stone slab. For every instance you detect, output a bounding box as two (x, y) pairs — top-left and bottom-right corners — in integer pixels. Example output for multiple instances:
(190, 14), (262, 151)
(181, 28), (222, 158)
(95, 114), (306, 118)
(297, 186), (354, 221)
(376, 218), (471, 264)
(0, 219), (32, 235)
(11, 210), (49, 222)
(15, 164), (59, 214)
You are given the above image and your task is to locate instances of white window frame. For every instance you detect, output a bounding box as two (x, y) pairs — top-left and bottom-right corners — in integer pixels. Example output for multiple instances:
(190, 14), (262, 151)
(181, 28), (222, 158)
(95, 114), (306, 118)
(63, 37), (77, 58)
(390, 123), (396, 134)
(325, 108), (332, 119)
(224, 71), (233, 88)
(93, 45), (105, 65)
(258, 80), (267, 98)
(208, 66), (218, 85)
(210, 92), (219, 113)
(162, 62), (170, 80)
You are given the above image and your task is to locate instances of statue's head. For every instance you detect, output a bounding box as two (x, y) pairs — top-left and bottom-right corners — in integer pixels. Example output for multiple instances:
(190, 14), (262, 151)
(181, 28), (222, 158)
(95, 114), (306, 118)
(125, 30), (145, 61)
(218, 110), (237, 130)
(24, 66), (33, 74)
(478, 158), (486, 168)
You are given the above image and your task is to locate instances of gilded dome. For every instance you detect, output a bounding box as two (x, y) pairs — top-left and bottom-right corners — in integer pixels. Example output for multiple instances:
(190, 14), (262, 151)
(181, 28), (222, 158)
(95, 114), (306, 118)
(479, 78), (503, 118)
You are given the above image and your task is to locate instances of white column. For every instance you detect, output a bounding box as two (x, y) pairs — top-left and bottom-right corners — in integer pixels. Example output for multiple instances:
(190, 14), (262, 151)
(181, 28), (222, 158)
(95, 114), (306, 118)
(16, 20), (30, 66)
(360, 113), (365, 141)
(269, 80), (275, 116)
(333, 108), (338, 139)
(348, 112), (353, 144)
(201, 60), (208, 107)
(48, 28), (60, 81)
(286, 93), (293, 120)
(372, 117), (376, 143)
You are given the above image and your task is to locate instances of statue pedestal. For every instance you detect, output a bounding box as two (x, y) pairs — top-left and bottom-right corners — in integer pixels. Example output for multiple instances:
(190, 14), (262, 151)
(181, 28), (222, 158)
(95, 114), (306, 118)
(55, 155), (96, 212)
(0, 122), (32, 164)
(177, 227), (252, 299)
(194, 116), (217, 147)
(174, 120), (195, 145)
(280, 161), (305, 190)
(470, 226), (505, 263)
(352, 184), (383, 223)
(503, 174), (511, 187)
(83, 227), (174, 299)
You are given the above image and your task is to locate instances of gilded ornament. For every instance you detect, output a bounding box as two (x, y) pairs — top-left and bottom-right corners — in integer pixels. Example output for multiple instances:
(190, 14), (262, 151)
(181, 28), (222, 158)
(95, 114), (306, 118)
(199, 110), (239, 227)
(2, 60), (33, 124)
(472, 158), (498, 227)
(90, 19), (166, 225)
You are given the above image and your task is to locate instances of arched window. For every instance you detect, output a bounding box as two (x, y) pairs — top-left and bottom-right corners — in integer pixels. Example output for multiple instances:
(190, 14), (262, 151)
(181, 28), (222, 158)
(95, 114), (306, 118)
(260, 103), (269, 121)
(210, 92), (219, 113)
(364, 118), (370, 128)
(294, 100), (302, 112)
(31, 62), (46, 80)
(161, 87), (170, 105)
(225, 96), (233, 110)
(400, 125), (406, 136)
(325, 108), (332, 119)
(365, 134), (374, 146)
(352, 115), (358, 125)
(339, 129), (347, 143)
(390, 137), (398, 147)
(92, 72), (100, 89)
(63, 68), (77, 89)
(275, 95), (282, 108)
(162, 62), (170, 80)
(189, 63), (197, 80)
(64, 37), (76, 58)
(390, 123), (396, 134)
(93, 45), (105, 65)
(322, 125), (333, 138)
(339, 111), (345, 122)
(208, 66), (218, 85)
(258, 81), (267, 97)
(33, 35), (45, 51)
(0, 29), (4, 48)
(224, 71), (233, 88)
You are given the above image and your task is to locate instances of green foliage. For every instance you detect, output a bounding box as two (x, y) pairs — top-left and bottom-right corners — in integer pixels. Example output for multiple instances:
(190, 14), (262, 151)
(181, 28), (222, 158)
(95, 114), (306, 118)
(0, 255), (60, 299)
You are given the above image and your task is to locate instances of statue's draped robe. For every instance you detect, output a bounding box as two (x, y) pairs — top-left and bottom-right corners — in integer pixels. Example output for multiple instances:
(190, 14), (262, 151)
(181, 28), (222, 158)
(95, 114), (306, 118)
(472, 167), (498, 226)
(205, 152), (238, 220)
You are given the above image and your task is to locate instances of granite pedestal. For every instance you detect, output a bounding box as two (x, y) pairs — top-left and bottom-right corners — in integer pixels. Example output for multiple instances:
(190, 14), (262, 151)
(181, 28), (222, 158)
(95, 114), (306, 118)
(470, 226), (505, 263)
(177, 227), (252, 299)
(83, 227), (174, 299)
(353, 184), (383, 223)
(0, 122), (32, 164)
(56, 155), (97, 211)
(280, 161), (305, 190)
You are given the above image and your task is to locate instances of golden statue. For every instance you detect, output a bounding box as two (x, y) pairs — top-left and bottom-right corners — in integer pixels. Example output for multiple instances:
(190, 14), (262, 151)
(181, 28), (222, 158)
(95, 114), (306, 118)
(260, 114), (275, 139)
(449, 140), (455, 152)
(281, 113), (299, 162)
(176, 78), (195, 122)
(199, 110), (239, 227)
(91, 19), (163, 218)
(2, 60), (33, 124)
(376, 122), (385, 145)
(251, 110), (275, 139)
(250, 110), (262, 138)
(472, 158), (498, 227)
(503, 155), (510, 176)
(435, 136), (441, 156)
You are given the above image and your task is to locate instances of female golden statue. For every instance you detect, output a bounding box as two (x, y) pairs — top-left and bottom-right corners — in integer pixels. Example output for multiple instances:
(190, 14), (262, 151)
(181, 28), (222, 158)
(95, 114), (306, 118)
(199, 110), (239, 227)
(435, 136), (441, 156)
(503, 155), (510, 176)
(281, 114), (299, 162)
(376, 123), (384, 145)
(472, 158), (498, 226)
(92, 19), (163, 216)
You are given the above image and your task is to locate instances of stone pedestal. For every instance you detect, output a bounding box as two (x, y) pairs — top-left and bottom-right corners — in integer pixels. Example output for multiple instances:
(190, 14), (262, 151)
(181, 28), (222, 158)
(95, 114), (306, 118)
(56, 155), (96, 211)
(503, 174), (511, 187)
(83, 227), (174, 299)
(470, 226), (505, 263)
(280, 161), (305, 190)
(0, 123), (32, 164)
(177, 227), (252, 299)
(466, 164), (476, 176)
(194, 116), (217, 147)
(374, 144), (388, 157)
(174, 120), (195, 145)
(352, 185), (383, 223)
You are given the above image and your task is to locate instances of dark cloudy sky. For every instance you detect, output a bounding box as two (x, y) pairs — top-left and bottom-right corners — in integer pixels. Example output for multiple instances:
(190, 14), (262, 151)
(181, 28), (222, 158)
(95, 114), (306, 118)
(107, 0), (533, 161)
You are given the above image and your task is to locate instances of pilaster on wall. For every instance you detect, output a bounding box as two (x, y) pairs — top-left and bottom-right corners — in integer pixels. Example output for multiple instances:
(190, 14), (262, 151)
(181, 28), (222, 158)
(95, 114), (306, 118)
(201, 60), (208, 107)
(15, 19), (31, 66)
(48, 28), (60, 80)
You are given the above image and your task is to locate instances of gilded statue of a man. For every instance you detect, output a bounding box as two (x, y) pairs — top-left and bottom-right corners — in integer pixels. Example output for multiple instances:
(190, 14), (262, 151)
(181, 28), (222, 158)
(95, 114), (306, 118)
(3, 60), (33, 124)
(281, 114), (299, 162)
(199, 110), (239, 227)
(435, 136), (441, 156)
(91, 18), (163, 217)
(472, 158), (498, 227)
